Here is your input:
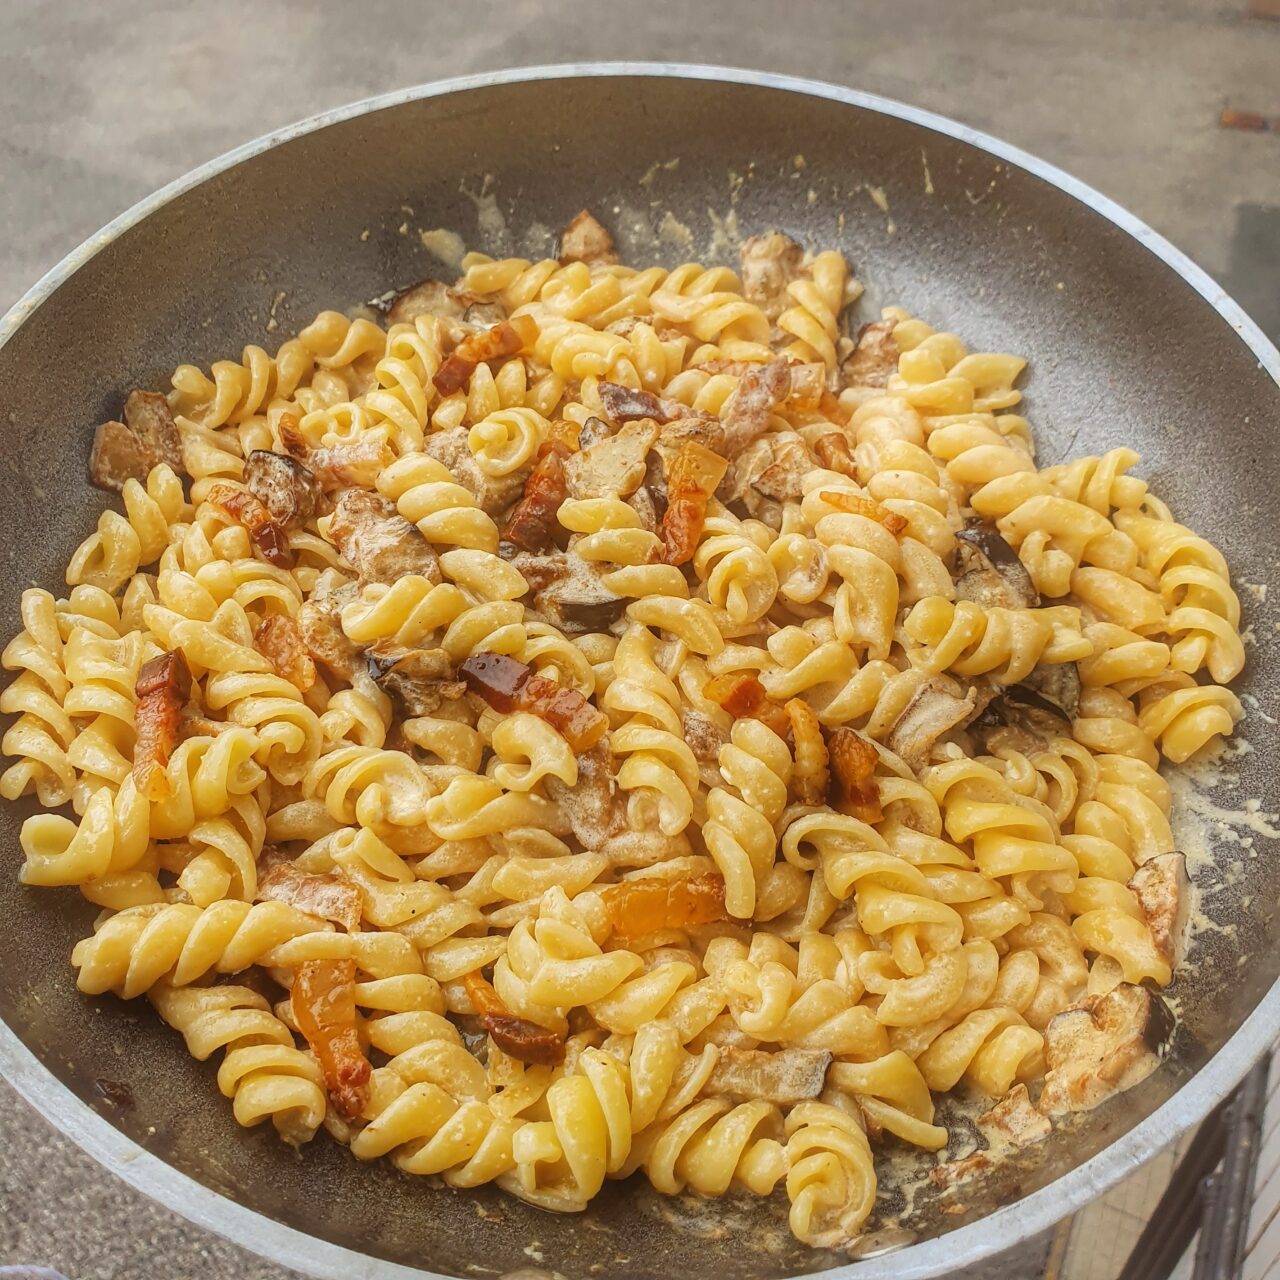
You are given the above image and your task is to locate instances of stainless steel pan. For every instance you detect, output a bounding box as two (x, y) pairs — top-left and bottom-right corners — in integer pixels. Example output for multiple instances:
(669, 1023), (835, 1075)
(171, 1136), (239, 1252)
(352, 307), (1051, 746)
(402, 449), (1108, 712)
(1, 64), (1277, 1280)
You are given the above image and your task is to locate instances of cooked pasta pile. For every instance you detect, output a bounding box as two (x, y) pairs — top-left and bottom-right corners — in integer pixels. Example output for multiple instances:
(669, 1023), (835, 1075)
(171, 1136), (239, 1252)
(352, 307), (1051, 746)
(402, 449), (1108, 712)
(0, 213), (1244, 1249)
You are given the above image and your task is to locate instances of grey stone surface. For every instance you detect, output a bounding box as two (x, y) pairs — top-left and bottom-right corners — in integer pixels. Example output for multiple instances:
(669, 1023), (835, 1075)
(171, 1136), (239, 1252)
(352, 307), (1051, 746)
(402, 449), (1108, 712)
(0, 1), (1276, 1278)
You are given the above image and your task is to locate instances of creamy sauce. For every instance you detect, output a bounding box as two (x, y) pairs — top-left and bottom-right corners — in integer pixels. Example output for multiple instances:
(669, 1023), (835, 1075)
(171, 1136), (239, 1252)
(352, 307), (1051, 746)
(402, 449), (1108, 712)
(418, 228), (467, 270)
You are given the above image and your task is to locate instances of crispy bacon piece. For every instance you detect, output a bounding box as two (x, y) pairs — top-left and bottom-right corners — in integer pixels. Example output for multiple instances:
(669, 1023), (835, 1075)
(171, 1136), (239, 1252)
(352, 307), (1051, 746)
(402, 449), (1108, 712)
(462, 970), (566, 1066)
(502, 440), (571, 552)
(291, 959), (370, 1119)
(253, 616), (317, 692)
(601, 873), (727, 939)
(658, 441), (729, 565)
(134, 650), (192, 800)
(703, 672), (792, 742)
(205, 482), (295, 568)
(432, 314), (538, 397)
(258, 861), (363, 932)
(814, 432), (859, 479)
(460, 651), (608, 752)
(787, 698), (830, 806)
(827, 727), (883, 823)
(817, 488), (908, 536)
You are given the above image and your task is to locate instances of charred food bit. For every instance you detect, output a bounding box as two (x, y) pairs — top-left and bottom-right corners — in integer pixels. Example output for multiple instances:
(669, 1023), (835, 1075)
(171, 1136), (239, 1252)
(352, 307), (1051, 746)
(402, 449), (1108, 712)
(601, 873), (728, 939)
(720, 357), (791, 458)
(564, 419), (658, 500)
(244, 449), (323, 528)
(432, 314), (538, 397)
(658, 441), (729, 565)
(366, 646), (466, 716)
(461, 652), (608, 752)
(502, 440), (571, 552)
(327, 488), (442, 585)
(559, 209), (617, 266)
(701, 1045), (832, 1106)
(291, 959), (371, 1119)
(253, 615), (317, 691)
(842, 319), (899, 387)
(257, 861), (363, 932)
(953, 525), (1040, 609)
(816, 489), (908, 536)
(1128, 852), (1191, 969)
(462, 970), (566, 1066)
(826, 727), (883, 823)
(133, 650), (192, 801)
(1038, 984), (1173, 1117)
(885, 676), (978, 770)
(89, 390), (186, 492)
(205, 483), (294, 568)
(739, 232), (805, 322)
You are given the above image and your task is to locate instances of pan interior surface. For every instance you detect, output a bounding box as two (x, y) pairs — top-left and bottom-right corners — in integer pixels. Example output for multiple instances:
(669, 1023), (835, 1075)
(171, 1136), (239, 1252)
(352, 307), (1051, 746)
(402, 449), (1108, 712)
(0, 70), (1277, 1280)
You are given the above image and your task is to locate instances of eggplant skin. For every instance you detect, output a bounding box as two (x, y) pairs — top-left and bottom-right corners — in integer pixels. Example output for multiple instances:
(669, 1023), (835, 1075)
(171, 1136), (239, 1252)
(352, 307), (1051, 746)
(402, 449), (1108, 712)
(1038, 984), (1173, 1116)
(953, 524), (1040, 610)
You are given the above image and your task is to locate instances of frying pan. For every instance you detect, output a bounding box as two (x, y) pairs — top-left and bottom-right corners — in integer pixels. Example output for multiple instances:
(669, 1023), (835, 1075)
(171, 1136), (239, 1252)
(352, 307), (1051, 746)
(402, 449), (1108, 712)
(1, 64), (1278, 1280)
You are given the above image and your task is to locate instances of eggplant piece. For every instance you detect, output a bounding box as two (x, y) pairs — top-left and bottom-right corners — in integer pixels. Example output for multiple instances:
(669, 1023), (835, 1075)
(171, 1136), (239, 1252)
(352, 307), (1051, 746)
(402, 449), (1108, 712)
(564, 419), (658, 500)
(1011, 662), (1081, 722)
(299, 593), (361, 680)
(378, 278), (466, 325)
(532, 555), (627, 633)
(1038, 984), (1173, 1116)
(367, 647), (464, 716)
(559, 209), (617, 265)
(841, 319), (899, 388)
(544, 743), (625, 849)
(953, 525), (1040, 610)
(578, 416), (616, 449)
(245, 450), (322, 528)
(597, 382), (682, 426)
(885, 676), (978, 769)
(739, 231), (804, 322)
(700, 1046), (832, 1106)
(1128, 852), (1191, 968)
(328, 489), (442, 586)
(89, 390), (186, 491)
(977, 1084), (1051, 1149)
(720, 357), (791, 459)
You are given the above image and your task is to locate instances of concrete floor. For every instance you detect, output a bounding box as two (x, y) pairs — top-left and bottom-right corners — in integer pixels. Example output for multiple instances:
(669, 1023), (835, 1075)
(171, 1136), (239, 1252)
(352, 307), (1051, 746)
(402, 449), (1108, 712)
(0, 1), (1278, 1278)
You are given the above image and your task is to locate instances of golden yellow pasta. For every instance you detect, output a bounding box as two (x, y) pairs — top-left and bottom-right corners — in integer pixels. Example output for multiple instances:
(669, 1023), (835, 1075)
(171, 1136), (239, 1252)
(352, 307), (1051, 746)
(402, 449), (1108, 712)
(0, 211), (1243, 1249)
